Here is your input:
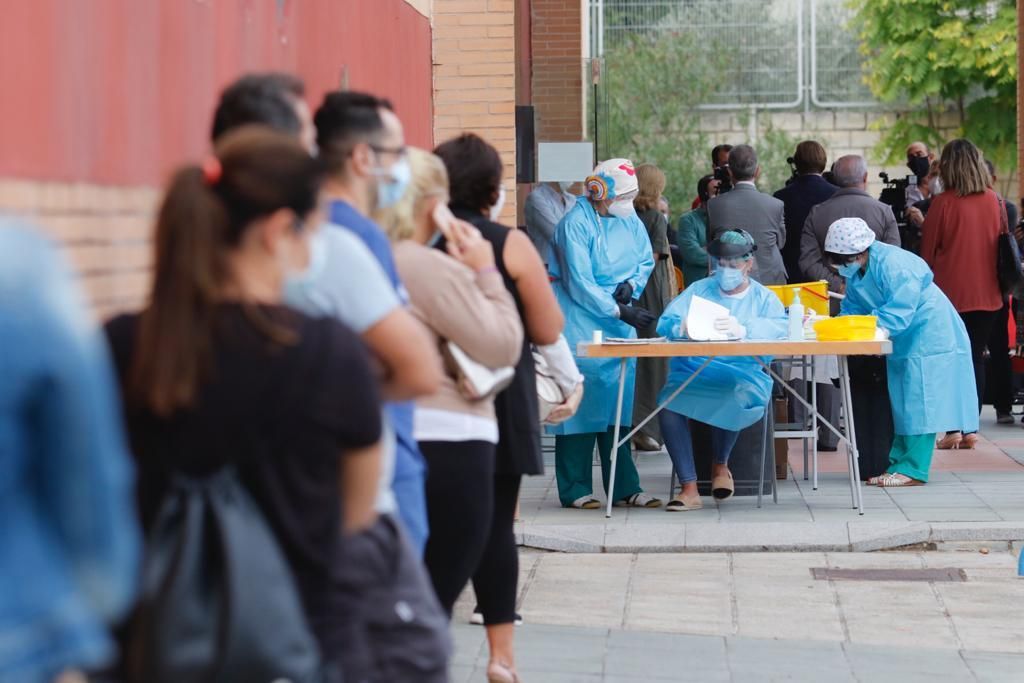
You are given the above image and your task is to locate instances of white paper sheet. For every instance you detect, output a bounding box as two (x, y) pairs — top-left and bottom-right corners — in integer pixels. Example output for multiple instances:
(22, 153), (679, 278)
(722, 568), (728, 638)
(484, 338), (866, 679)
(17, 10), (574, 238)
(685, 295), (733, 341)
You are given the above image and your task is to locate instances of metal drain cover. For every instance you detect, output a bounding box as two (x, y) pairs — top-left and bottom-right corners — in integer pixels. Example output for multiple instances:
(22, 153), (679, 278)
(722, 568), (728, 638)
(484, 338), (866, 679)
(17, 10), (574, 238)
(811, 567), (967, 582)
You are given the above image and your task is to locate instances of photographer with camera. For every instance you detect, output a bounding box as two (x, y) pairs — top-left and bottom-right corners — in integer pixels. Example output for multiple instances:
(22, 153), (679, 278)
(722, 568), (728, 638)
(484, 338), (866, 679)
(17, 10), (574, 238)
(706, 144), (787, 285)
(773, 140), (837, 283)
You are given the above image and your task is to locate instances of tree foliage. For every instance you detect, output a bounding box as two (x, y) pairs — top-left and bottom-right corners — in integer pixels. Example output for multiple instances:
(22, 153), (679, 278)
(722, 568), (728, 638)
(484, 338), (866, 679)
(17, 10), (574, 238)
(598, 32), (798, 214)
(851, 0), (1017, 176)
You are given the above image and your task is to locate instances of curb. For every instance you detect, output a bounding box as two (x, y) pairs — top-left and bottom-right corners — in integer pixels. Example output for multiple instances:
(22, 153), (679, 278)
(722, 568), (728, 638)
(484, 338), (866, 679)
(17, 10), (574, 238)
(514, 521), (1024, 553)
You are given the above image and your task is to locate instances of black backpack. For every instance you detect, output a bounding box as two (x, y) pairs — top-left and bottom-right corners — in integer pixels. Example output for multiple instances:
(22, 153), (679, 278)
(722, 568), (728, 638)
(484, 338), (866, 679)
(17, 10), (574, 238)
(125, 468), (331, 683)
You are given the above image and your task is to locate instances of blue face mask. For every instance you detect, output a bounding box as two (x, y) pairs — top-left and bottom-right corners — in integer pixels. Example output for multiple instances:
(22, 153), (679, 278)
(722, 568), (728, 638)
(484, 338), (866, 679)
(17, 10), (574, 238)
(715, 266), (746, 291)
(375, 157), (412, 210)
(836, 261), (861, 279)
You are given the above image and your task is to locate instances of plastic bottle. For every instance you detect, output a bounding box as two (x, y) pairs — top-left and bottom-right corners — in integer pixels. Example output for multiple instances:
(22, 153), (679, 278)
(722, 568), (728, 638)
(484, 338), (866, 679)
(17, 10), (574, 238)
(788, 288), (805, 341)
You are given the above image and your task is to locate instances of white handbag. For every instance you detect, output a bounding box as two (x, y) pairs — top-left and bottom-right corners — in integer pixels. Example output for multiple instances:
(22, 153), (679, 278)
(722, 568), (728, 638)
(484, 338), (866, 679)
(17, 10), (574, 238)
(443, 341), (515, 401)
(533, 348), (568, 422)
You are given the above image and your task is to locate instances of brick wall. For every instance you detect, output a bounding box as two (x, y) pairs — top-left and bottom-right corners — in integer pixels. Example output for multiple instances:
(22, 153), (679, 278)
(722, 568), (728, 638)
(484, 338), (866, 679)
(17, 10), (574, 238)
(531, 0), (584, 142)
(432, 0), (518, 224)
(0, 179), (158, 321)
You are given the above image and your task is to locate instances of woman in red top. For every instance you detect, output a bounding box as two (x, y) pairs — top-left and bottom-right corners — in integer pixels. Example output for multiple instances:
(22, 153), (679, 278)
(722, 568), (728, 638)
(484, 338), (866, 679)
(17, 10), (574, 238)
(920, 138), (1003, 449)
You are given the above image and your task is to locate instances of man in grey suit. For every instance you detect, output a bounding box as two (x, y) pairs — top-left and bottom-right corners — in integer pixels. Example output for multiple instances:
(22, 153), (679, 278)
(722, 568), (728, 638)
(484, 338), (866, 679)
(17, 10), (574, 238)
(706, 144), (787, 285)
(799, 154), (900, 297)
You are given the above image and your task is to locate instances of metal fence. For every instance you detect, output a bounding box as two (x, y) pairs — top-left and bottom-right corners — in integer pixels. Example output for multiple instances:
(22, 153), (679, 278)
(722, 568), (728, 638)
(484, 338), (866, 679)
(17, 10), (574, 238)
(590, 0), (875, 110)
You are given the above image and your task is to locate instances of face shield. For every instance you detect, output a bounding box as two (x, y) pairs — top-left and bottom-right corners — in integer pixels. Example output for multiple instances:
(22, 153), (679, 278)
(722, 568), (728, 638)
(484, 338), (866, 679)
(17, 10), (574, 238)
(708, 229), (757, 291)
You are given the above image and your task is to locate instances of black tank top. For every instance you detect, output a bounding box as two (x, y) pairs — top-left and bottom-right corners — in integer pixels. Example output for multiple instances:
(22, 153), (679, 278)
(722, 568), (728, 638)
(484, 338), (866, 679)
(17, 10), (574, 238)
(442, 207), (543, 475)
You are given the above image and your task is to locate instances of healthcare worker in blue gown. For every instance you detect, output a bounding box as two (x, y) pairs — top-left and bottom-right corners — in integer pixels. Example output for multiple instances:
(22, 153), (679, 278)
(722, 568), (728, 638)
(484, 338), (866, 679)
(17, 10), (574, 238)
(824, 217), (977, 487)
(548, 158), (662, 510)
(655, 229), (788, 511)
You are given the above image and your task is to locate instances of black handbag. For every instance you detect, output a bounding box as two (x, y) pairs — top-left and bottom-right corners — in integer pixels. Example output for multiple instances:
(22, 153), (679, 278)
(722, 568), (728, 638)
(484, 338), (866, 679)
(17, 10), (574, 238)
(126, 468), (328, 683)
(997, 199), (1024, 296)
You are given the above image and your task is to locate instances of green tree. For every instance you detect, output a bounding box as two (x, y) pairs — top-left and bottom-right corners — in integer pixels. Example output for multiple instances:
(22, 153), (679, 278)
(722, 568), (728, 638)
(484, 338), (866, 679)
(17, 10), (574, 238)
(851, 0), (1017, 182)
(597, 32), (798, 215)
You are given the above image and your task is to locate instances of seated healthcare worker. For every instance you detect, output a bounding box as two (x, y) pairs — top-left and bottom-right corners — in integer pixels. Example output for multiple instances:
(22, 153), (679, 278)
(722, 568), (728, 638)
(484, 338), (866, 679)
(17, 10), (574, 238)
(656, 229), (788, 511)
(548, 158), (662, 510)
(824, 217), (977, 487)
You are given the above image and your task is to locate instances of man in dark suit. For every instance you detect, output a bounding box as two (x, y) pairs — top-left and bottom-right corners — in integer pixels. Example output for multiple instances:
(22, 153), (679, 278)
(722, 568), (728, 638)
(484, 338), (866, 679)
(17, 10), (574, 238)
(706, 144), (787, 284)
(773, 141), (837, 283)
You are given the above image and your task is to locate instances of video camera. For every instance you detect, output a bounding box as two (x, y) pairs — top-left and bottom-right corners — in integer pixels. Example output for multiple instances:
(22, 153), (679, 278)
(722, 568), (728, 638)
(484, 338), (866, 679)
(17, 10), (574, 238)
(713, 164), (733, 194)
(878, 171), (918, 252)
(783, 156), (799, 186)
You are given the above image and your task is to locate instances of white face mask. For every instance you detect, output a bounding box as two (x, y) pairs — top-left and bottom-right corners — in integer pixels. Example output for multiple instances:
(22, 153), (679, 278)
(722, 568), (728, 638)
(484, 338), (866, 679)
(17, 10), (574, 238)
(489, 185), (507, 222)
(557, 181), (574, 193)
(929, 177), (944, 196)
(607, 199), (635, 219)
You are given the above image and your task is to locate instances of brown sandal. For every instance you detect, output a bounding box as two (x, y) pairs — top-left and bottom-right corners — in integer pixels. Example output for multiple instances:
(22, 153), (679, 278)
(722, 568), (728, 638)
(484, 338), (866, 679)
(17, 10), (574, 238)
(712, 471), (734, 500)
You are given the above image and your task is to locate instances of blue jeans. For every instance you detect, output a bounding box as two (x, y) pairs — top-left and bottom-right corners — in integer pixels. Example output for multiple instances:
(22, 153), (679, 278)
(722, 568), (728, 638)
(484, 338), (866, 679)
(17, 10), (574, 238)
(659, 410), (739, 484)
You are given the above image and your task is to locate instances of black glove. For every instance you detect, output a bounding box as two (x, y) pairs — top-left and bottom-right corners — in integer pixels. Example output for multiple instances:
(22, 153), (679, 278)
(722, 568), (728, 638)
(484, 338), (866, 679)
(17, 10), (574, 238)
(618, 304), (656, 330)
(612, 281), (634, 305)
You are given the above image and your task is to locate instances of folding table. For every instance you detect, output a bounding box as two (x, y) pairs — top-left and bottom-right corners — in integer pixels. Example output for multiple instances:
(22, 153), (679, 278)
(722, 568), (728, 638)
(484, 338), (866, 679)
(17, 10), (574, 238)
(576, 339), (893, 517)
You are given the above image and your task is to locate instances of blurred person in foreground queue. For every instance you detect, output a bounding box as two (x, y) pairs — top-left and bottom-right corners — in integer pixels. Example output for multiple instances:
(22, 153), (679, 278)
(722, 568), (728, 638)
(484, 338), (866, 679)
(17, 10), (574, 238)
(105, 129), (388, 677)
(547, 158), (662, 510)
(827, 218), (977, 486)
(433, 134), (570, 680)
(314, 90), (445, 551)
(921, 139), (1003, 450)
(377, 145), (528, 683)
(212, 75), (442, 554)
(380, 145), (569, 683)
(706, 144), (787, 285)
(0, 219), (140, 683)
(656, 230), (788, 510)
(772, 140), (837, 283)
(631, 163), (676, 451)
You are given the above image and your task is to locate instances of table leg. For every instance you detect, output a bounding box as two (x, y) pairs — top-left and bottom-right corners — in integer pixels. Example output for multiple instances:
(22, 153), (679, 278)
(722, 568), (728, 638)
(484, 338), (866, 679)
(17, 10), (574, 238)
(802, 357), (809, 482)
(757, 408), (769, 508)
(838, 356), (864, 515)
(606, 358), (628, 519)
(811, 355), (819, 491)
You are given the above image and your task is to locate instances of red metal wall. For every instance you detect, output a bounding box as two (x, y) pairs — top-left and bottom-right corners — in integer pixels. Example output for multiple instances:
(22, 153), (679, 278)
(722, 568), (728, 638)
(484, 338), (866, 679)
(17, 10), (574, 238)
(0, 0), (433, 187)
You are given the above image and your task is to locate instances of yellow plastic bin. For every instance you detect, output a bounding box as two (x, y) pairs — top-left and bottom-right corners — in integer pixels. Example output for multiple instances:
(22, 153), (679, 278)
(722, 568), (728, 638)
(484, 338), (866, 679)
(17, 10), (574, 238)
(813, 315), (878, 341)
(766, 281), (830, 316)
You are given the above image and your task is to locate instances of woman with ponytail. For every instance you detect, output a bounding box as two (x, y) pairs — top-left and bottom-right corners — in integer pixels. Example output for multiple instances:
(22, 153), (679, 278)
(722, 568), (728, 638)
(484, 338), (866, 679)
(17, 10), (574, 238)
(105, 127), (385, 672)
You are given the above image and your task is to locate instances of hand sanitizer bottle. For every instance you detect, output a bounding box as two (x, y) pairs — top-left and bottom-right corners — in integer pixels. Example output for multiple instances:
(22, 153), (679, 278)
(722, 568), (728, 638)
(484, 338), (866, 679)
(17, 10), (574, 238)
(788, 288), (805, 341)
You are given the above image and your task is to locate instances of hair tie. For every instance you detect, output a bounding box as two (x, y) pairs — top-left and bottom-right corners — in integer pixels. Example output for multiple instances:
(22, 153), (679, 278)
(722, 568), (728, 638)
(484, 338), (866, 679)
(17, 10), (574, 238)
(201, 156), (222, 186)
(585, 174), (609, 201)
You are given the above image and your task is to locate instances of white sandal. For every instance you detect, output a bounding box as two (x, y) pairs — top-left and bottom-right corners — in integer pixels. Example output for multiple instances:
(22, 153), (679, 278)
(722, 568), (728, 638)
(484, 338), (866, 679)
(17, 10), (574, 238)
(570, 495), (601, 509)
(877, 473), (925, 487)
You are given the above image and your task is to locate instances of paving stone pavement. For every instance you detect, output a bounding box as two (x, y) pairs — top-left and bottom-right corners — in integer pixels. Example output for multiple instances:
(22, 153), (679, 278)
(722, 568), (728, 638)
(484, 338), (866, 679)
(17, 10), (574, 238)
(450, 549), (1024, 682)
(515, 411), (1024, 552)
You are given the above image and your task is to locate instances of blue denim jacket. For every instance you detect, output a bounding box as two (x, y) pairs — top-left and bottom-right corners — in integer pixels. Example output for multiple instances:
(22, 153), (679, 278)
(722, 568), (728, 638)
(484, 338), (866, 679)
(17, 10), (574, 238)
(0, 222), (140, 682)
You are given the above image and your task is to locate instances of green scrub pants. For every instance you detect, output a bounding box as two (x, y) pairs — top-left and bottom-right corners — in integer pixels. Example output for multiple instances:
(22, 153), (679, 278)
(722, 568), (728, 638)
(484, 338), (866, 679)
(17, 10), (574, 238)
(554, 427), (643, 507)
(887, 433), (936, 482)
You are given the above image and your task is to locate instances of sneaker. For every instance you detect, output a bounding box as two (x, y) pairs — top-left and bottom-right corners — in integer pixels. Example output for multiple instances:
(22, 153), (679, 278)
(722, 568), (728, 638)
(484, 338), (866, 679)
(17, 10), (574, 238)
(997, 412), (1015, 425)
(470, 607), (523, 626)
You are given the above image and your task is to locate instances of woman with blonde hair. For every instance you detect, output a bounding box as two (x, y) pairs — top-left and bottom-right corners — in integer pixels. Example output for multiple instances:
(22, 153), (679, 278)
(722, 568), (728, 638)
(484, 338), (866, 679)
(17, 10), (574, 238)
(377, 147), (534, 683)
(631, 163), (676, 450)
(921, 138), (1003, 450)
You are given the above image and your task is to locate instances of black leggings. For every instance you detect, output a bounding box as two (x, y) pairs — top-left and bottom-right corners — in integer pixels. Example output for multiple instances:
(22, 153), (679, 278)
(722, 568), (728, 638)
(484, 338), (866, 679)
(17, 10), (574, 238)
(960, 310), (999, 418)
(472, 473), (522, 626)
(421, 440), (495, 615)
(986, 300), (1013, 414)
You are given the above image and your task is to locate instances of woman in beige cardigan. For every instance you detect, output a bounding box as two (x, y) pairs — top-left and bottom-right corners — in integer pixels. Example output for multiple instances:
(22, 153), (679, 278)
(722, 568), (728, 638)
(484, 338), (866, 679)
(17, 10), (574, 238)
(376, 148), (523, 639)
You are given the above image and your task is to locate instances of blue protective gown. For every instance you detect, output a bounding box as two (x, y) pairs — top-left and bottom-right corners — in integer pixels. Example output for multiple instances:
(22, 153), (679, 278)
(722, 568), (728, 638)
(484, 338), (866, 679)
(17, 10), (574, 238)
(841, 241), (978, 435)
(547, 197), (655, 435)
(655, 278), (788, 431)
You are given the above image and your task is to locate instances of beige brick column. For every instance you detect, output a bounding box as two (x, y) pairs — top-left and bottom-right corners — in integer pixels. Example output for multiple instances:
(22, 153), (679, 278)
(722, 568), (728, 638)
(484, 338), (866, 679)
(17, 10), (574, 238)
(432, 0), (518, 224)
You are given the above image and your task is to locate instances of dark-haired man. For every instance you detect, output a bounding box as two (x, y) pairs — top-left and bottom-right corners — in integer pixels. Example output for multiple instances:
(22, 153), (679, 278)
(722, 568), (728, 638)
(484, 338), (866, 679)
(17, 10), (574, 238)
(773, 140), (837, 283)
(212, 77), (442, 554)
